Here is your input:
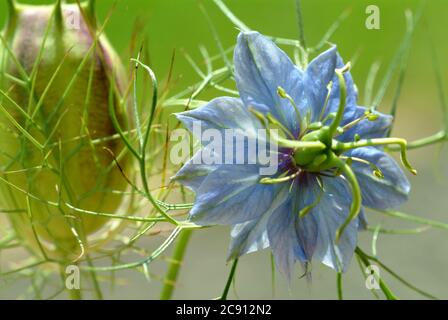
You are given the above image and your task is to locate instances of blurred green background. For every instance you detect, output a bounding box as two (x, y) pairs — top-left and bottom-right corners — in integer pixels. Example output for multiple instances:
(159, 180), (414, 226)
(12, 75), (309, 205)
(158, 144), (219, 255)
(1, 0), (447, 299)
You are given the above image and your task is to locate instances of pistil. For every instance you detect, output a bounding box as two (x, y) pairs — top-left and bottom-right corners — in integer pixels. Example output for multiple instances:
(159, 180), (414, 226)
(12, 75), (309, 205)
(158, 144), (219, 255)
(333, 138), (417, 175)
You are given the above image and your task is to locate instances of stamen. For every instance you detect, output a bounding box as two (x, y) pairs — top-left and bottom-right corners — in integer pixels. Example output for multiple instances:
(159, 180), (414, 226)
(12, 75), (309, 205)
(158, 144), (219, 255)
(248, 107), (272, 137)
(336, 127), (344, 135)
(266, 113), (295, 139)
(260, 170), (301, 184)
(299, 109), (312, 137)
(249, 107), (295, 141)
(341, 156), (384, 179)
(299, 177), (324, 218)
(318, 81), (334, 122)
(277, 86), (303, 132)
(339, 109), (378, 134)
(248, 107), (268, 126)
(289, 177), (297, 193)
(338, 62), (351, 74)
(322, 112), (336, 124)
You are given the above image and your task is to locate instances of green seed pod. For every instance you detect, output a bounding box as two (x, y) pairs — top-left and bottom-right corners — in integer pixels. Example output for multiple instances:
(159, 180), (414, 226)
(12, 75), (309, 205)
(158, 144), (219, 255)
(0, 1), (130, 260)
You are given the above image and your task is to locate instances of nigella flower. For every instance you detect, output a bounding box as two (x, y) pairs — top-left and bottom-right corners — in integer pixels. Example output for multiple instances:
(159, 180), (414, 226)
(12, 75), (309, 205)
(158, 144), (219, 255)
(173, 31), (415, 277)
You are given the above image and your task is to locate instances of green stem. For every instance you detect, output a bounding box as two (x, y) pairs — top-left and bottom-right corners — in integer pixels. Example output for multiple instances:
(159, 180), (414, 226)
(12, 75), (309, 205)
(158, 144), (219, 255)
(337, 272), (343, 300)
(86, 256), (103, 300)
(220, 259), (239, 300)
(64, 262), (82, 300)
(69, 288), (82, 300)
(356, 247), (436, 300)
(391, 130), (447, 150)
(355, 247), (398, 300)
(160, 230), (193, 300)
(376, 209), (448, 231)
(130, 59), (178, 225)
(295, 0), (307, 49)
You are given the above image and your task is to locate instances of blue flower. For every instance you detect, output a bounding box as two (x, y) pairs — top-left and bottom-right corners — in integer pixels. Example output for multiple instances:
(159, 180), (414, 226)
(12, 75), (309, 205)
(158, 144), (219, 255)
(173, 31), (413, 277)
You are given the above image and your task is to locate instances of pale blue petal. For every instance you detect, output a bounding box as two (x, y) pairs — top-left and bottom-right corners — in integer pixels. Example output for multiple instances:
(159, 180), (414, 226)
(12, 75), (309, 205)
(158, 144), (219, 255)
(176, 97), (261, 141)
(228, 219), (270, 260)
(234, 31), (304, 135)
(171, 148), (218, 192)
(313, 52), (359, 123)
(227, 184), (290, 260)
(176, 96), (283, 168)
(294, 175), (319, 261)
(358, 208), (368, 230)
(325, 53), (357, 109)
(305, 46), (338, 119)
(309, 175), (359, 272)
(347, 147), (410, 209)
(190, 165), (280, 225)
(267, 174), (360, 276)
(266, 185), (305, 279)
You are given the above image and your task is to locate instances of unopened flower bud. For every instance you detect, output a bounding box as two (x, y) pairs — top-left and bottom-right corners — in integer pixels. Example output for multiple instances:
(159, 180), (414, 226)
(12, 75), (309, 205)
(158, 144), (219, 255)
(0, 2), (130, 260)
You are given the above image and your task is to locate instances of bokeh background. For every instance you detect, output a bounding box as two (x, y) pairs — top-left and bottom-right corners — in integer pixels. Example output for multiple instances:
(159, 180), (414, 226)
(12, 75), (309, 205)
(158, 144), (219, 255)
(0, 0), (447, 299)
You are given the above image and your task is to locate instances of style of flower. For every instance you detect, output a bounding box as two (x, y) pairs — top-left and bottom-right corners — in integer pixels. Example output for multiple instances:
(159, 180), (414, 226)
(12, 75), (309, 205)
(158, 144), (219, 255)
(173, 31), (415, 277)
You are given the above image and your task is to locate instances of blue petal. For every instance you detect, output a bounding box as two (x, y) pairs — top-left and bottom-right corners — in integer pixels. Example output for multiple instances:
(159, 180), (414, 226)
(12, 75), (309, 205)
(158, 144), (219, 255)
(305, 46), (338, 120)
(317, 52), (392, 142)
(266, 184), (306, 279)
(234, 31), (304, 135)
(294, 174), (320, 262)
(358, 208), (368, 230)
(189, 165), (281, 225)
(325, 53), (358, 109)
(228, 219), (270, 260)
(176, 96), (283, 167)
(313, 51), (359, 123)
(267, 174), (360, 276)
(172, 148), (218, 192)
(347, 147), (410, 209)
(310, 175), (359, 272)
(176, 97), (261, 140)
(227, 184), (290, 260)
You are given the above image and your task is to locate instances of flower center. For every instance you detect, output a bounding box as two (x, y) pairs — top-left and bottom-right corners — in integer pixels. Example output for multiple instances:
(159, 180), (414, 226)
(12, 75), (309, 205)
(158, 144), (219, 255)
(293, 125), (335, 172)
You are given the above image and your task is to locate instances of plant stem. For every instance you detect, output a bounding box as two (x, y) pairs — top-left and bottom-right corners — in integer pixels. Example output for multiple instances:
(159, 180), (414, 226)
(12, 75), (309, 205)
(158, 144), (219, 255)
(337, 272), (343, 300)
(160, 229), (193, 300)
(295, 0), (307, 49)
(69, 288), (82, 300)
(376, 209), (448, 231)
(220, 259), (238, 300)
(397, 130), (446, 150)
(355, 247), (398, 300)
